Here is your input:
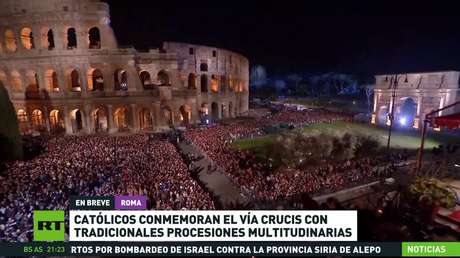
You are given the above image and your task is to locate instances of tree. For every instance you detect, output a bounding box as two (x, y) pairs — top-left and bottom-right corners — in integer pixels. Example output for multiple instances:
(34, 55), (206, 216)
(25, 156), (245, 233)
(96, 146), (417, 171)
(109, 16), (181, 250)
(287, 74), (303, 96)
(273, 79), (287, 93)
(250, 65), (268, 88)
(295, 82), (310, 97)
(360, 84), (374, 112)
(409, 177), (456, 209)
(0, 82), (23, 161)
(317, 73), (357, 96)
(308, 75), (323, 97)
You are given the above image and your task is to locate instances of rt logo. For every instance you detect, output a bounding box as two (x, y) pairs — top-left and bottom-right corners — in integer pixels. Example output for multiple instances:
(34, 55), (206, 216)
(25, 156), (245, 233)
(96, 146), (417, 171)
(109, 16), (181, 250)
(33, 210), (65, 241)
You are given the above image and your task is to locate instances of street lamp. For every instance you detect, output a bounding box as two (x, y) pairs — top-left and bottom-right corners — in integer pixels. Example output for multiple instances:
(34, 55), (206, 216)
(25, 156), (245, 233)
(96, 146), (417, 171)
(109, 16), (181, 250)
(387, 74), (398, 151)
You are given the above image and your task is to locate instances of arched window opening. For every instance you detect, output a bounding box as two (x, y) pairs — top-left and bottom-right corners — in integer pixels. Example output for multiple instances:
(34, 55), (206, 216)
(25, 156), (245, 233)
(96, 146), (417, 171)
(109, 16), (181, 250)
(47, 29), (54, 50)
(220, 75), (226, 93)
(200, 63), (208, 72)
(70, 69), (81, 91)
(31, 109), (44, 128)
(88, 27), (101, 49)
(200, 74), (208, 93)
(20, 27), (34, 49)
(221, 103), (226, 118)
(188, 73), (196, 90)
(211, 102), (219, 121)
(396, 98), (417, 128)
(114, 107), (129, 131)
(45, 70), (59, 92)
(157, 70), (170, 86)
(92, 107), (108, 132)
(199, 103), (209, 124)
(17, 109), (28, 123)
(26, 71), (39, 93)
(210, 75), (219, 93)
(139, 108), (153, 130)
(228, 75), (234, 92)
(40, 28), (55, 50)
(67, 28), (77, 49)
(5, 29), (17, 52)
(88, 68), (104, 91)
(70, 109), (84, 132)
(140, 71), (153, 89)
(114, 69), (128, 91)
(179, 105), (192, 125)
(11, 71), (22, 92)
(161, 106), (173, 126)
(49, 109), (63, 132)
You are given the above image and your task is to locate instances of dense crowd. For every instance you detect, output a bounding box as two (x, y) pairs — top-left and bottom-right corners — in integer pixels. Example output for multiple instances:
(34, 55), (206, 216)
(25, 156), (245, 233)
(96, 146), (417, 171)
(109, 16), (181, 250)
(0, 135), (213, 242)
(185, 109), (397, 200)
(0, 108), (403, 242)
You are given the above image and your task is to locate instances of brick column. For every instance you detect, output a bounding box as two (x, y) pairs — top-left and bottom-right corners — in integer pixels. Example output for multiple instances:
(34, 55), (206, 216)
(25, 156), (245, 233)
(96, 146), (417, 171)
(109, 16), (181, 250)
(103, 67), (114, 93)
(63, 106), (72, 134)
(76, 25), (87, 50)
(107, 104), (116, 133)
(79, 65), (88, 97)
(153, 102), (162, 127)
(43, 106), (51, 133)
(84, 105), (92, 134)
(130, 103), (139, 132)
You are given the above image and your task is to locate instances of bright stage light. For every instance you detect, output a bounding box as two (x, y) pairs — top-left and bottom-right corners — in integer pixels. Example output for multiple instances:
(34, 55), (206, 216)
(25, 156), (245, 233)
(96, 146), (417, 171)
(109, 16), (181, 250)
(399, 117), (407, 126)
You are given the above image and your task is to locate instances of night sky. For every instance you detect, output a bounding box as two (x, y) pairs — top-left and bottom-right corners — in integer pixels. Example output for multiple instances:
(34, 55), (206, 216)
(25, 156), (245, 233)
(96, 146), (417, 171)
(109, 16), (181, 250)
(105, 0), (460, 77)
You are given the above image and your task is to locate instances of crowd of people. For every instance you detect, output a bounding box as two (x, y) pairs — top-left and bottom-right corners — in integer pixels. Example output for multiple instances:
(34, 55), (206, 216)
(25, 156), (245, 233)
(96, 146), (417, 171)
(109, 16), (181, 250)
(0, 135), (213, 242)
(185, 109), (399, 201)
(0, 107), (405, 242)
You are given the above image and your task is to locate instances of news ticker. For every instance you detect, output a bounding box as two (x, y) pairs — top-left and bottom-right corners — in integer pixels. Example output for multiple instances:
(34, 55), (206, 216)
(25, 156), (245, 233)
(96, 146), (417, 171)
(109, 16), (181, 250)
(16, 196), (459, 257)
(1, 242), (460, 256)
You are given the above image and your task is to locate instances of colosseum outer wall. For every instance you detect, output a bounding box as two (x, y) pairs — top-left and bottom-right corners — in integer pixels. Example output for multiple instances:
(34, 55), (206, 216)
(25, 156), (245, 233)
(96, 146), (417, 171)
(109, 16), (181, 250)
(0, 0), (249, 135)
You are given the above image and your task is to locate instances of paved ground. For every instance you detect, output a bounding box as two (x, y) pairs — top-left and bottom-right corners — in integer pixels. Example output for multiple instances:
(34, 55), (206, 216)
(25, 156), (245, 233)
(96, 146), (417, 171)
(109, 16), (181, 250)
(177, 141), (248, 208)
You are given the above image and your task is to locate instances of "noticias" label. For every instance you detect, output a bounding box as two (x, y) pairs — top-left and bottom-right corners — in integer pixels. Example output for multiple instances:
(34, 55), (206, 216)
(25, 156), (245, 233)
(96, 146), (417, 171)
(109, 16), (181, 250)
(402, 242), (460, 257)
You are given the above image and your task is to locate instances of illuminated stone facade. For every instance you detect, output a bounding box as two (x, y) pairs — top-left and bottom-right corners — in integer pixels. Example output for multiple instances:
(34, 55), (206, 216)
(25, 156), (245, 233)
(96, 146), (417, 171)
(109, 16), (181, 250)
(372, 71), (460, 129)
(0, 0), (249, 134)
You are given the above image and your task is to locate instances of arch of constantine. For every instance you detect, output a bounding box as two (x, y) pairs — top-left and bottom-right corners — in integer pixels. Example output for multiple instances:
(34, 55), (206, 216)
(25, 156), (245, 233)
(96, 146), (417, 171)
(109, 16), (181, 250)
(0, 0), (249, 134)
(371, 71), (460, 129)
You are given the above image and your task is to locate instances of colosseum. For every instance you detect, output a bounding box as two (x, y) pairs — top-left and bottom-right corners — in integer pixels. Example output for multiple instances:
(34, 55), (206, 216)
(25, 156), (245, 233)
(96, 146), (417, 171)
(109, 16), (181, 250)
(0, 0), (249, 135)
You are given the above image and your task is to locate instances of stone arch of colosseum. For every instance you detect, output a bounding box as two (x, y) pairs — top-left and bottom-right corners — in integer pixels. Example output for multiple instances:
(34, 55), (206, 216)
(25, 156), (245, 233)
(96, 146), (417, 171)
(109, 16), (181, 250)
(44, 69), (59, 92)
(91, 106), (109, 133)
(188, 73), (197, 90)
(39, 27), (54, 50)
(49, 109), (64, 133)
(179, 104), (192, 125)
(139, 70), (152, 88)
(87, 67), (104, 91)
(113, 105), (130, 132)
(88, 27), (101, 49)
(200, 74), (208, 93)
(114, 68), (128, 91)
(68, 107), (85, 134)
(161, 104), (173, 126)
(20, 27), (34, 50)
(211, 102), (219, 121)
(138, 105), (154, 131)
(5, 28), (17, 52)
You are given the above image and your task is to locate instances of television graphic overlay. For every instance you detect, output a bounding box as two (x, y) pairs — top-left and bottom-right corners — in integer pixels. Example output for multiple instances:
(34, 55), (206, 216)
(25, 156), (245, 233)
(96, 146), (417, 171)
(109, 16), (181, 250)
(33, 210), (65, 241)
